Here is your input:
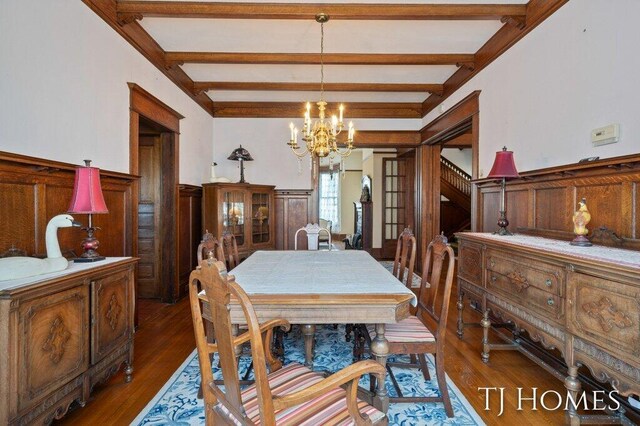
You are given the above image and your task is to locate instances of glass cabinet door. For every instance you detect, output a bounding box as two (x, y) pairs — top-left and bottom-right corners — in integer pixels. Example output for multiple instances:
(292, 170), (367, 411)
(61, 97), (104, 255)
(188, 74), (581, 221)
(222, 190), (245, 246)
(251, 192), (271, 245)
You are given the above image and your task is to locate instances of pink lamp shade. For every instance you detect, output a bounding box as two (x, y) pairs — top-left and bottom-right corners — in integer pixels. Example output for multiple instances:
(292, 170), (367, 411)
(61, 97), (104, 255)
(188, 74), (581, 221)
(68, 160), (109, 214)
(487, 146), (519, 179)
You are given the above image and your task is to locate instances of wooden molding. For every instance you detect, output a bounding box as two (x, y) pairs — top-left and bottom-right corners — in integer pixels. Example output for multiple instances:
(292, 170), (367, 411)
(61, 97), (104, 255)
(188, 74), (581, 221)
(165, 52), (474, 66)
(442, 132), (473, 148)
(354, 131), (421, 148)
(211, 102), (422, 118)
(117, 2), (527, 20)
(128, 83), (184, 133)
(420, 91), (479, 144)
(83, 0), (215, 117)
(421, 0), (569, 117)
(193, 81), (443, 95)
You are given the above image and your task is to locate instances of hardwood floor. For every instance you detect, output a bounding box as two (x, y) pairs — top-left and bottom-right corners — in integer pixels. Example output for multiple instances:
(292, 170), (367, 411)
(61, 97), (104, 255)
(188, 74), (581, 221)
(57, 283), (572, 425)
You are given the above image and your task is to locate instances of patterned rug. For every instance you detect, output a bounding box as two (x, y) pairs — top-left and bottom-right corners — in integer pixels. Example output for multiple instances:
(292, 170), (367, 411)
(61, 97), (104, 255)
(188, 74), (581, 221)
(132, 325), (484, 425)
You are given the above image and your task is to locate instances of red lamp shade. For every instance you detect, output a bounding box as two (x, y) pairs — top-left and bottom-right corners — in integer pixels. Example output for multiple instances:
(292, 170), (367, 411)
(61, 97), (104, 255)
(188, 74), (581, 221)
(487, 146), (519, 179)
(68, 160), (108, 214)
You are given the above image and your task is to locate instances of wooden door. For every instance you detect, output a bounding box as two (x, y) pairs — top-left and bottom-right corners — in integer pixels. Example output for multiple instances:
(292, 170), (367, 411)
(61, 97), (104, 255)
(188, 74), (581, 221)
(250, 189), (272, 248)
(382, 158), (412, 259)
(137, 136), (161, 298)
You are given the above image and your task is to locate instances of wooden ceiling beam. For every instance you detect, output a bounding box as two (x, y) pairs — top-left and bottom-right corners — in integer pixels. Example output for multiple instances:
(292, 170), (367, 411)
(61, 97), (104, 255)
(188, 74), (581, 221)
(421, 0), (569, 117)
(166, 52), (474, 66)
(354, 131), (420, 148)
(194, 82), (443, 95)
(116, 2), (527, 21)
(211, 102), (422, 118)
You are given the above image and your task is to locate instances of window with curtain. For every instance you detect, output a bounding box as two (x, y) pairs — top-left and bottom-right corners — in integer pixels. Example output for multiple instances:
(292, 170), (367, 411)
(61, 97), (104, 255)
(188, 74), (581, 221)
(319, 172), (340, 232)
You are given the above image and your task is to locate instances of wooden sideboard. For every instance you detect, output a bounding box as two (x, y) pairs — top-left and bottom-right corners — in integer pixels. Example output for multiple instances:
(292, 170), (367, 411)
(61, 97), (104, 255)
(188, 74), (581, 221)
(0, 258), (136, 425)
(456, 233), (639, 424)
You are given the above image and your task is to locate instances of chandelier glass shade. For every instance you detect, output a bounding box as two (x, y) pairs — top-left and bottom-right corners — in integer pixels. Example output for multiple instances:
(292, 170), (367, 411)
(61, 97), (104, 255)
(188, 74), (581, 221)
(287, 13), (355, 160)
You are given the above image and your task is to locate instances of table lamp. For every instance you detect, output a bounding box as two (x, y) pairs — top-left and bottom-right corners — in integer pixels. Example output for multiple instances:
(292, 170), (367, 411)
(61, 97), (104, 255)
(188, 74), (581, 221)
(487, 147), (519, 236)
(68, 160), (109, 261)
(227, 145), (253, 183)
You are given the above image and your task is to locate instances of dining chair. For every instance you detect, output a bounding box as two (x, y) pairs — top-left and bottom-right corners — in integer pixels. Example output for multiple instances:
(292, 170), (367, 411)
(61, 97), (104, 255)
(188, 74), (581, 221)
(294, 223), (332, 250)
(197, 230), (223, 264)
(220, 231), (241, 270)
(366, 233), (455, 416)
(189, 259), (388, 426)
(349, 228), (417, 358)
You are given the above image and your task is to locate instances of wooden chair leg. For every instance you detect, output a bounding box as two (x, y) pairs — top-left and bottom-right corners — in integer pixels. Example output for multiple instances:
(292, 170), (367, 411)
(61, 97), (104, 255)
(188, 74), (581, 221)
(386, 364), (403, 398)
(435, 353), (454, 417)
(418, 354), (431, 381)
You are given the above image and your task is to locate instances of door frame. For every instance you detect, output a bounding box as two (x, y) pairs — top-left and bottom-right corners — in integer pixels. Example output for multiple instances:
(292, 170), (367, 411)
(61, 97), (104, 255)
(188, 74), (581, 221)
(128, 83), (183, 303)
(417, 91), (480, 263)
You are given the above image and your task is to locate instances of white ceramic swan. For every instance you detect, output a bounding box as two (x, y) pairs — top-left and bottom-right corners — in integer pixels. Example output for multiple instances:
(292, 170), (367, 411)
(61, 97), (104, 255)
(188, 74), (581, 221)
(0, 214), (81, 281)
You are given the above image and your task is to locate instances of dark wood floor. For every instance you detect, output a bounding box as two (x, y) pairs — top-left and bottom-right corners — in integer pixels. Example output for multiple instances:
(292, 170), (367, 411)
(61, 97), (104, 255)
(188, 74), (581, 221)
(57, 284), (571, 425)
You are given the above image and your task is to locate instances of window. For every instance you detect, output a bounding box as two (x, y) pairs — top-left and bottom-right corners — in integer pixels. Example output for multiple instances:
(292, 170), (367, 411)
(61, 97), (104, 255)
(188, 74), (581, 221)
(319, 172), (340, 232)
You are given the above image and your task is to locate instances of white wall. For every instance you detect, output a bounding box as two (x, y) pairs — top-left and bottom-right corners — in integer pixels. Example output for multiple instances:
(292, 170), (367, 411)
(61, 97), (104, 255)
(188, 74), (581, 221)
(0, 1), (213, 185)
(424, 0), (640, 177)
(441, 148), (472, 175)
(212, 118), (421, 189)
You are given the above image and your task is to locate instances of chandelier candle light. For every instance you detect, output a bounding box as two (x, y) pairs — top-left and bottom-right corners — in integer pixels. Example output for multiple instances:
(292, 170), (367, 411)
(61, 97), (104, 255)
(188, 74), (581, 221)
(287, 13), (355, 167)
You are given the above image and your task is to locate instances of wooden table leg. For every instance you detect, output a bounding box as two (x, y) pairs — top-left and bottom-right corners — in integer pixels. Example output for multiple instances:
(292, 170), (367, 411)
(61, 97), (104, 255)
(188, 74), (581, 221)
(301, 324), (316, 368)
(370, 323), (389, 413)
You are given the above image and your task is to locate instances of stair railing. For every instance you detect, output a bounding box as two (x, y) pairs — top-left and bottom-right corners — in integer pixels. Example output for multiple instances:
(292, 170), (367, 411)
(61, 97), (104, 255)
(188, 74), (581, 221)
(440, 156), (471, 196)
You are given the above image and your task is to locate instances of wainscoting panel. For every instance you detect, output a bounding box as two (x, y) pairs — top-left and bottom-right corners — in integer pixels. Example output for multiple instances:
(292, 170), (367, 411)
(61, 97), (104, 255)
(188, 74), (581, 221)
(178, 184), (202, 299)
(476, 154), (640, 250)
(0, 151), (136, 258)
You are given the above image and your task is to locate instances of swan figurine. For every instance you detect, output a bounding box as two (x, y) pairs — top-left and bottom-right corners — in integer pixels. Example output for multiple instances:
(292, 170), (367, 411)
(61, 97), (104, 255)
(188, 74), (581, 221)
(0, 214), (81, 281)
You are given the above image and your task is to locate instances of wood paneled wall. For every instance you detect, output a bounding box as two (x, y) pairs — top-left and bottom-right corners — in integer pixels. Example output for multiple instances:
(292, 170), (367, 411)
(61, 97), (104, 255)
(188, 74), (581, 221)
(274, 189), (314, 250)
(476, 154), (640, 251)
(0, 151), (136, 258)
(177, 184), (202, 299)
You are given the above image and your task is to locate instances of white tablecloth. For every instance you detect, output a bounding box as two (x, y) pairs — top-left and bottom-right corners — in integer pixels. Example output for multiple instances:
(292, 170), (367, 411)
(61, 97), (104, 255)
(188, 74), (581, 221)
(230, 250), (417, 306)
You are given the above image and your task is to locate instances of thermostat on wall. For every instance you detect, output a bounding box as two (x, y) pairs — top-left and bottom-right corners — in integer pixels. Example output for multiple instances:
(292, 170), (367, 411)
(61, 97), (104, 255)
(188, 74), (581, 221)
(591, 123), (619, 146)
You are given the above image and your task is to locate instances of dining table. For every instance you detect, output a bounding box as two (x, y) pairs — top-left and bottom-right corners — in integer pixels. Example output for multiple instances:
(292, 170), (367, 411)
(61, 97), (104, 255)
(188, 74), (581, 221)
(200, 249), (416, 412)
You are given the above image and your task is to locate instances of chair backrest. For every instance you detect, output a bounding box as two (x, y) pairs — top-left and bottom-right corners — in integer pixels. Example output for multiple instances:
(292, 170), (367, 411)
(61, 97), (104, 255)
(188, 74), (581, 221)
(189, 260), (277, 425)
(220, 232), (240, 270)
(416, 233), (455, 341)
(319, 218), (332, 233)
(392, 228), (416, 288)
(294, 223), (332, 250)
(197, 230), (223, 264)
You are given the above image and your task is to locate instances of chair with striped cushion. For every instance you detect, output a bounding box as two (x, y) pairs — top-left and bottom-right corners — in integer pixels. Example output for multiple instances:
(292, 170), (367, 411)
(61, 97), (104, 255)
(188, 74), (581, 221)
(366, 233), (455, 417)
(189, 259), (388, 426)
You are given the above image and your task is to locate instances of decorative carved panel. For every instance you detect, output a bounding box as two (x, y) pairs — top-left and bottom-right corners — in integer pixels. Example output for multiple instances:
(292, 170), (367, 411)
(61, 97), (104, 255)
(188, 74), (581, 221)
(20, 286), (89, 410)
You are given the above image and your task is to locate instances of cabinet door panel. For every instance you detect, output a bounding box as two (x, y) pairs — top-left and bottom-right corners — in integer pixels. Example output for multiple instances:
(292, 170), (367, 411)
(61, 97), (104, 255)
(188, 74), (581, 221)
(567, 272), (640, 364)
(19, 285), (89, 409)
(91, 269), (132, 364)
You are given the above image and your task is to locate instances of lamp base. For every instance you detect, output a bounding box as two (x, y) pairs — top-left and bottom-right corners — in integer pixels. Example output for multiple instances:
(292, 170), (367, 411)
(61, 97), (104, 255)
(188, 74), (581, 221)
(73, 255), (106, 263)
(74, 226), (106, 262)
(493, 210), (514, 236)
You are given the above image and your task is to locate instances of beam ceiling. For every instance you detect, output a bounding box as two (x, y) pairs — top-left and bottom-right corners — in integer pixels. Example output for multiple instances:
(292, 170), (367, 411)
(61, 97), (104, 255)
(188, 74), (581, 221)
(211, 102), (422, 118)
(165, 52), (475, 66)
(193, 82), (443, 95)
(116, 2), (528, 21)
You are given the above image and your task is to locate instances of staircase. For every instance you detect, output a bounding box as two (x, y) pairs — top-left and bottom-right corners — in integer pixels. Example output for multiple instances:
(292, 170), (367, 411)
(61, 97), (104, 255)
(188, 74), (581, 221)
(440, 156), (471, 239)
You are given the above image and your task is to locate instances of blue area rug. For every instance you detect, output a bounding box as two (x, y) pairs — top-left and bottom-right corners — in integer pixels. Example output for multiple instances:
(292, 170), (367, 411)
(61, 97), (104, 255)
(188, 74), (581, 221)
(132, 325), (484, 425)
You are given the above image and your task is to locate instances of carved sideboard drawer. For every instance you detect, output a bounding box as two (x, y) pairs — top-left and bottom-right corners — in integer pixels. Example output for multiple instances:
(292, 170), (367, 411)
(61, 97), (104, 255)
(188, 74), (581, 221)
(486, 271), (563, 321)
(458, 240), (483, 286)
(567, 271), (640, 364)
(486, 249), (563, 296)
(17, 284), (89, 411)
(91, 269), (132, 364)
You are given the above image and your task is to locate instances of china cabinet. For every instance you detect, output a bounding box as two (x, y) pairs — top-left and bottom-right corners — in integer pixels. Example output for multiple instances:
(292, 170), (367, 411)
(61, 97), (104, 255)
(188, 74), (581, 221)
(202, 183), (275, 259)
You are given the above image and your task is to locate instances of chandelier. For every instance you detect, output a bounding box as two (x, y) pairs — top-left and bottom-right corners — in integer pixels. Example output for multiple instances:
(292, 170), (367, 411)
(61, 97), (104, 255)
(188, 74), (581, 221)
(287, 13), (355, 162)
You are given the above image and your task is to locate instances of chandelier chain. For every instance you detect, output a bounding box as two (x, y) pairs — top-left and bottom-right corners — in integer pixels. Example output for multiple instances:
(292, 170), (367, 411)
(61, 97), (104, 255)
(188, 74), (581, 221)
(320, 21), (324, 101)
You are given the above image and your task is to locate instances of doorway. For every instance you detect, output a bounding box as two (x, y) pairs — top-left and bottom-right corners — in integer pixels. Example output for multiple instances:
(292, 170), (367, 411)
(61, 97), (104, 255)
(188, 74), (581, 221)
(128, 83), (183, 313)
(381, 156), (414, 259)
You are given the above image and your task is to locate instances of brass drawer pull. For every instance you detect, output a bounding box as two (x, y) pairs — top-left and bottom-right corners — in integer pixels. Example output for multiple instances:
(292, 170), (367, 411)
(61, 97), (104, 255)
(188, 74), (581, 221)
(545, 279), (552, 287)
(490, 276), (497, 283)
(489, 259), (495, 268)
(547, 298), (554, 306)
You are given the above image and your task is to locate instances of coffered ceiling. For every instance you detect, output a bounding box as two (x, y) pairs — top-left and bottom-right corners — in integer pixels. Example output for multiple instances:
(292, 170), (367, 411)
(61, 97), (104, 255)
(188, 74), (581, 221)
(85, 0), (567, 119)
